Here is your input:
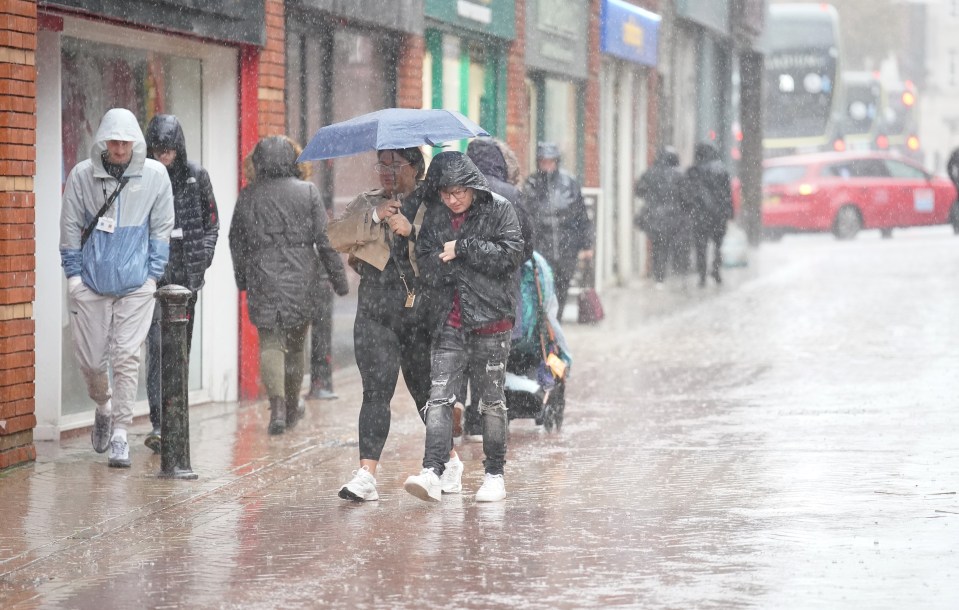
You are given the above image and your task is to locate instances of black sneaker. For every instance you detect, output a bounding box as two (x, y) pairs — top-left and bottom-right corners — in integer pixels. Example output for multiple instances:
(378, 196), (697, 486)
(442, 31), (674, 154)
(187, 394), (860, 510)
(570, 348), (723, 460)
(91, 410), (114, 454)
(144, 427), (161, 454)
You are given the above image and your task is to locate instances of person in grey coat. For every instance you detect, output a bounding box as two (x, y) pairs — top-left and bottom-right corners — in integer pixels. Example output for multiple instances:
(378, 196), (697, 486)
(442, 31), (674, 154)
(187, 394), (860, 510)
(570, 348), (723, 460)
(229, 136), (349, 434)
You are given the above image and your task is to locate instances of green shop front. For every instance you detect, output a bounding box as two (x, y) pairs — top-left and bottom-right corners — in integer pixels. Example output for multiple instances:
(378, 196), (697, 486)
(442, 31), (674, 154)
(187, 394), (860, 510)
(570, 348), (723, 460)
(525, 0), (589, 176)
(423, 0), (515, 145)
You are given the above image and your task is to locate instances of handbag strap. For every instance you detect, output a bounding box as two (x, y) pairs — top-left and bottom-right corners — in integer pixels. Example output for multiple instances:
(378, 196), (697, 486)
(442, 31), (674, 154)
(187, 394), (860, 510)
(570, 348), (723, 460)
(81, 176), (129, 248)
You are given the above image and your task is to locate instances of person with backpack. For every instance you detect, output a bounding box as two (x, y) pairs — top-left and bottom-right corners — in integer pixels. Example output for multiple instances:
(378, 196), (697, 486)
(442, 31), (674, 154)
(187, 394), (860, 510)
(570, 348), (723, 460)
(143, 114), (220, 453)
(685, 142), (734, 287)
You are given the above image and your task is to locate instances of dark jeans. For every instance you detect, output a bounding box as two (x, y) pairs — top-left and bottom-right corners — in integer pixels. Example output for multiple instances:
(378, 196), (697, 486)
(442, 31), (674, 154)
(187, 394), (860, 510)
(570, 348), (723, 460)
(423, 325), (510, 476)
(695, 226), (726, 282)
(354, 306), (432, 461)
(649, 230), (670, 282)
(547, 253), (578, 322)
(146, 292), (197, 430)
(310, 282), (334, 390)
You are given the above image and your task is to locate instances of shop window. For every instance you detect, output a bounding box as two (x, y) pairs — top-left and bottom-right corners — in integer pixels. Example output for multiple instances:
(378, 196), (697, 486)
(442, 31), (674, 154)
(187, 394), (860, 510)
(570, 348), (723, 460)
(60, 36), (204, 416)
(542, 77), (580, 176)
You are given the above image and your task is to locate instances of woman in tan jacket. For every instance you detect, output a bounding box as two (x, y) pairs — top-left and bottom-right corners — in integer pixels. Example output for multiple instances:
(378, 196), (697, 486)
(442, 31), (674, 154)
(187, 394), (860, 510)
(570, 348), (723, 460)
(329, 147), (448, 501)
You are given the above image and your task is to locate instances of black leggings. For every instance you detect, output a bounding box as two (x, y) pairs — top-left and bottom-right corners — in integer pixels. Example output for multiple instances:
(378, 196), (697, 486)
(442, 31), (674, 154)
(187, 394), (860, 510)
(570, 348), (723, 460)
(354, 306), (432, 461)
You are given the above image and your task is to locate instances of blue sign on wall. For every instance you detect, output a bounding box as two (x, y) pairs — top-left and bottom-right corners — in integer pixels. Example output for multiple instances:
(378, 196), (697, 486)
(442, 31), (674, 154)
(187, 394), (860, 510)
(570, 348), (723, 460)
(600, 0), (660, 67)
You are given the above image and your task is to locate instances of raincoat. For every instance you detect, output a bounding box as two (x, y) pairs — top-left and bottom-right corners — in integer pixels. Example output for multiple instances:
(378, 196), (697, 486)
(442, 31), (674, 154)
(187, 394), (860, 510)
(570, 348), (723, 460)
(59, 108), (174, 296)
(144, 114), (219, 292)
(229, 136), (348, 329)
(686, 142), (734, 234)
(521, 158), (592, 265)
(635, 148), (685, 236)
(416, 152), (524, 332)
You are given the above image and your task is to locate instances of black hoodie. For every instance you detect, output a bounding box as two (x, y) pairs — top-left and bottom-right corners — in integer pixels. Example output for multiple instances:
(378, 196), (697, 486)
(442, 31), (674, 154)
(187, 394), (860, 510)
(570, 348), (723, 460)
(416, 152), (524, 332)
(145, 114), (219, 291)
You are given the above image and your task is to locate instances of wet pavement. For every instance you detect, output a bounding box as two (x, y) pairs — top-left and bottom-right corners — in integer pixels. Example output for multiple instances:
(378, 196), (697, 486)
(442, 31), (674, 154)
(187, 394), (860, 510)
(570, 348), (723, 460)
(2, 226), (958, 609)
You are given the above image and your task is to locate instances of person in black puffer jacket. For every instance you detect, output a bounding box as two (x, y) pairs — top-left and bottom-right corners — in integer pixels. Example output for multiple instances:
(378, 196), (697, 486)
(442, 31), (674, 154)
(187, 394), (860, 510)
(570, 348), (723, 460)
(685, 142), (734, 287)
(404, 152), (524, 504)
(635, 146), (684, 285)
(230, 136), (349, 435)
(143, 114), (220, 453)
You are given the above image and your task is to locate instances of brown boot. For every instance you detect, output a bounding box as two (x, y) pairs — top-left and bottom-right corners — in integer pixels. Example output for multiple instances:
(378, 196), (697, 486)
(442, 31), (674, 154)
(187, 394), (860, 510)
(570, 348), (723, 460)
(268, 397), (286, 435)
(286, 396), (306, 429)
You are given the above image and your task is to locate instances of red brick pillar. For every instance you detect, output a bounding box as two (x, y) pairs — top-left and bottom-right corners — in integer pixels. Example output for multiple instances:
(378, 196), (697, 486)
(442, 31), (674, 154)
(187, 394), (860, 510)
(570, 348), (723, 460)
(259, 0), (286, 137)
(0, 0), (37, 471)
(505, 0), (529, 178)
(583, 0), (601, 188)
(397, 33), (424, 109)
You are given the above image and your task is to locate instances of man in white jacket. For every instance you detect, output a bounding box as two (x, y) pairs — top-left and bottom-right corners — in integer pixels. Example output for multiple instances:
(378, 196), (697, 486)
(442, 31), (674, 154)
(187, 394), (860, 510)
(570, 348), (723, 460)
(59, 108), (174, 468)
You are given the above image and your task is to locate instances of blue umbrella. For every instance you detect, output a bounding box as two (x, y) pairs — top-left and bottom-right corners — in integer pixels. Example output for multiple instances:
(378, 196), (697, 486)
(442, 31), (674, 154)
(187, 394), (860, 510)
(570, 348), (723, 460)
(298, 108), (490, 162)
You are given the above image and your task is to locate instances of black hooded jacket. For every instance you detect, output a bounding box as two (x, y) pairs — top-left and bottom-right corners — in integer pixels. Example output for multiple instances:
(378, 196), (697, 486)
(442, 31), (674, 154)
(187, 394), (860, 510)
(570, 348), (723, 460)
(416, 152), (524, 332)
(466, 137), (534, 261)
(521, 156), (592, 265)
(685, 142), (734, 231)
(635, 147), (685, 235)
(145, 114), (219, 291)
(229, 136), (349, 329)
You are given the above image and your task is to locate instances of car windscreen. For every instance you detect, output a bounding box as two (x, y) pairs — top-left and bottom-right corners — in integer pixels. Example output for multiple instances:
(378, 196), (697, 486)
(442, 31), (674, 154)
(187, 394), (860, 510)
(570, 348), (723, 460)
(763, 165), (807, 185)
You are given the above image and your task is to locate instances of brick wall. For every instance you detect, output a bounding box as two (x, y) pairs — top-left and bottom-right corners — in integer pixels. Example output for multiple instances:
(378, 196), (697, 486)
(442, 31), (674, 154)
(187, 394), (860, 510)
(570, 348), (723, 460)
(583, 0), (601, 188)
(0, 0), (37, 471)
(396, 33), (424, 109)
(505, 0), (530, 178)
(258, 0), (286, 137)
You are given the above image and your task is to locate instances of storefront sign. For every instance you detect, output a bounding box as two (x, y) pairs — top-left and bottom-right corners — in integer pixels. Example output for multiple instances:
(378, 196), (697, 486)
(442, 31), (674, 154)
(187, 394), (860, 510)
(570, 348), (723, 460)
(600, 0), (660, 67)
(290, 0), (424, 34)
(40, 0), (266, 45)
(425, 0), (516, 39)
(676, 0), (730, 36)
(525, 0), (588, 79)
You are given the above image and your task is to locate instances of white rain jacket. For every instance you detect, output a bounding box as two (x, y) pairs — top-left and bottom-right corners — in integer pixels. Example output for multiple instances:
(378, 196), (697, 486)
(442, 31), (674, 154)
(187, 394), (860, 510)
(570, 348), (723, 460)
(60, 108), (174, 296)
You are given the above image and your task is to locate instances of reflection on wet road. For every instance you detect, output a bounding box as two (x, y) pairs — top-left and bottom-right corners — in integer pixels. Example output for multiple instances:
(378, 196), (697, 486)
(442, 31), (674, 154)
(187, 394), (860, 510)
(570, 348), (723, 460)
(2, 228), (957, 608)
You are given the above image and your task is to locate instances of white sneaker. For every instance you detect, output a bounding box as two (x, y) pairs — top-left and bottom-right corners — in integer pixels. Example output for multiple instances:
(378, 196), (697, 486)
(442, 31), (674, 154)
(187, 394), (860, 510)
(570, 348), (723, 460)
(475, 473), (506, 502)
(404, 468), (441, 502)
(338, 466), (379, 502)
(439, 454), (463, 494)
(108, 431), (131, 468)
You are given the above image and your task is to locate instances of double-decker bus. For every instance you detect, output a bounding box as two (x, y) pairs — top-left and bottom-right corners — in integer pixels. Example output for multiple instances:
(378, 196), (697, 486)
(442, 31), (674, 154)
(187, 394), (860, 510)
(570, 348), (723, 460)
(838, 71), (884, 151)
(762, 3), (843, 156)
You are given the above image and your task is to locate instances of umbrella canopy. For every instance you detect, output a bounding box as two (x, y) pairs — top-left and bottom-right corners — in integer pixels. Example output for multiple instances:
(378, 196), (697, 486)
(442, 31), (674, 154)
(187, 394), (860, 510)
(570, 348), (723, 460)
(298, 108), (490, 162)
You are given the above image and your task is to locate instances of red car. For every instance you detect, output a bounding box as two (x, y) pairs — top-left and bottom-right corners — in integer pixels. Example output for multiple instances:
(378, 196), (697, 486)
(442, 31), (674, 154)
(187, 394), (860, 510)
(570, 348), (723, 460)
(759, 152), (959, 240)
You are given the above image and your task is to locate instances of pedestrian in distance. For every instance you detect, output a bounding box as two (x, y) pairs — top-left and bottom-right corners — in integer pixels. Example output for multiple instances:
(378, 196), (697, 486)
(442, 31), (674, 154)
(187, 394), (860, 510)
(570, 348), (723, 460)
(521, 142), (593, 321)
(329, 147), (436, 502)
(229, 136), (349, 435)
(635, 146), (685, 288)
(685, 142), (734, 287)
(404, 151), (524, 503)
(59, 108), (174, 468)
(143, 114), (220, 454)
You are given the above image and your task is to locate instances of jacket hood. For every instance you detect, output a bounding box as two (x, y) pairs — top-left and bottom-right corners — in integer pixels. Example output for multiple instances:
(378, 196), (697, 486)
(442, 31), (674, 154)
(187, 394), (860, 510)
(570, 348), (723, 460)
(91, 108), (147, 177)
(423, 151), (491, 206)
(694, 142), (721, 165)
(494, 139), (521, 186)
(252, 136), (301, 179)
(654, 146), (680, 168)
(466, 137), (509, 184)
(145, 114), (189, 177)
(536, 141), (561, 161)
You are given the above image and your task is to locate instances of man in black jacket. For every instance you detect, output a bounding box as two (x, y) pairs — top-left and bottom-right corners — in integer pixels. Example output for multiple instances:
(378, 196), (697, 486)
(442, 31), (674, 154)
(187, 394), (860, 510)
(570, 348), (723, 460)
(686, 142), (734, 287)
(143, 115), (219, 452)
(522, 142), (593, 320)
(404, 152), (524, 503)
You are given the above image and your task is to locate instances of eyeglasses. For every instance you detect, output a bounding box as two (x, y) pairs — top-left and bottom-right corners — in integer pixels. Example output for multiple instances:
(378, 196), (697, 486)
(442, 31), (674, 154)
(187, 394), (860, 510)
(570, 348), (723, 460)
(440, 187), (470, 201)
(374, 161), (410, 174)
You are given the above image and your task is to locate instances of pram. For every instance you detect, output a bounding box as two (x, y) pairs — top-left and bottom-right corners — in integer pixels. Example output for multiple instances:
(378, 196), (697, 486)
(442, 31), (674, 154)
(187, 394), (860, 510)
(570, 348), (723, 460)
(504, 252), (572, 432)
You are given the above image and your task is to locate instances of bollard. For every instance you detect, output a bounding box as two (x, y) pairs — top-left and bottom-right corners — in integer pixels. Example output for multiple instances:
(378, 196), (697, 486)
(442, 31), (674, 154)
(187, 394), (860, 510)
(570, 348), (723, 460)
(157, 284), (198, 480)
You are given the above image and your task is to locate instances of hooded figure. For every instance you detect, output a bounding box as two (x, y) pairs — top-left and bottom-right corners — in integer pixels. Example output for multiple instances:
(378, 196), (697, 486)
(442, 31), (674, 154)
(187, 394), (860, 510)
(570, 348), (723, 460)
(142, 114), (220, 453)
(635, 146), (685, 284)
(229, 135), (349, 434)
(685, 142), (734, 286)
(59, 107), (174, 468)
(405, 151), (524, 504)
(521, 142), (593, 319)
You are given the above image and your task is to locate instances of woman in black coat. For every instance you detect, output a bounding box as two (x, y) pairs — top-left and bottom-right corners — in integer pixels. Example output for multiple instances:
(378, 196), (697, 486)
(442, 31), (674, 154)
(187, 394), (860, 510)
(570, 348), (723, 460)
(229, 136), (349, 434)
(686, 142), (734, 287)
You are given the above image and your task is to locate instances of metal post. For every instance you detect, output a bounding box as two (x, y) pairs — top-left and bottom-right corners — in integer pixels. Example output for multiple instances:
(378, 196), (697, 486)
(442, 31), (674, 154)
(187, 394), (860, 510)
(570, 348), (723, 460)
(739, 50), (764, 247)
(157, 284), (198, 480)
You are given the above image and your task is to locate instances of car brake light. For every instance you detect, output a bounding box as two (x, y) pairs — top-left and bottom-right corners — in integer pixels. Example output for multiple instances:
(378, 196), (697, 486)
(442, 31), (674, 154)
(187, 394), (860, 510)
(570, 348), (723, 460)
(798, 183), (817, 196)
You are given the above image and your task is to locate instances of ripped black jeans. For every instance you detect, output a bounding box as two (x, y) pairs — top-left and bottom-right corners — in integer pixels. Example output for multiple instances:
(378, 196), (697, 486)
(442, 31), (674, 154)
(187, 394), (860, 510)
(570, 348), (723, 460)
(422, 325), (510, 476)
